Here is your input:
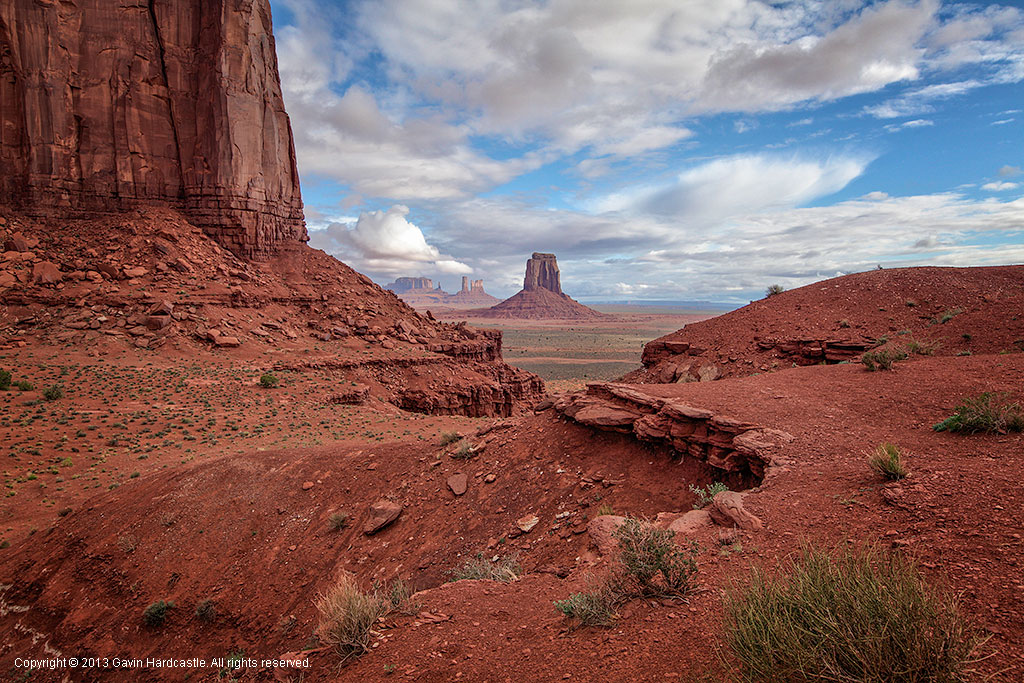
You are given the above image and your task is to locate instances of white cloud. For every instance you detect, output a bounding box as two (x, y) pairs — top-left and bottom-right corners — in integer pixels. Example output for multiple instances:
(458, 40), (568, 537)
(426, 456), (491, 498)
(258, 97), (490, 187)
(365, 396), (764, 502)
(998, 165), (1021, 176)
(981, 181), (1019, 191)
(591, 154), (869, 218)
(308, 205), (471, 277)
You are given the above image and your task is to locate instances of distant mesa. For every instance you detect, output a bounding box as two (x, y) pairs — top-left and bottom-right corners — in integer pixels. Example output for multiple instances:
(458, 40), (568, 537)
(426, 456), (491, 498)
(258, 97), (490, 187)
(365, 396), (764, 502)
(386, 275), (499, 308)
(476, 253), (606, 320)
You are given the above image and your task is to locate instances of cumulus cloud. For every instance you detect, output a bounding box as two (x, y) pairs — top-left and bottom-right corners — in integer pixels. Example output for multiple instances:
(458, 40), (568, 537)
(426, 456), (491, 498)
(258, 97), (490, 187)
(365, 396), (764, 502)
(308, 206), (471, 277)
(981, 181), (1019, 191)
(424, 192), (1024, 301)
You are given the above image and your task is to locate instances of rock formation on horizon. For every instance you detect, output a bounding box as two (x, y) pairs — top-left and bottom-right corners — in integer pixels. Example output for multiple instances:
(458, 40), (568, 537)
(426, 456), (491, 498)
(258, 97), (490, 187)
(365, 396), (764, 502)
(477, 253), (605, 320)
(0, 0), (306, 260)
(523, 253), (562, 293)
(387, 275), (499, 308)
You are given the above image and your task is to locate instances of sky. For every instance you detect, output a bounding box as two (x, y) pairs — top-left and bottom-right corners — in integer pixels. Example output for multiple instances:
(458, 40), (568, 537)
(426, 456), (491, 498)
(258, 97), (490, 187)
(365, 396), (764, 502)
(268, 0), (1024, 304)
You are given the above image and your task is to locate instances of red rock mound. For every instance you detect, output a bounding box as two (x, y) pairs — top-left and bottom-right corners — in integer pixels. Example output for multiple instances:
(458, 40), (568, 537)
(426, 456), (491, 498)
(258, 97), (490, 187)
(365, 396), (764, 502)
(628, 265), (1024, 384)
(474, 253), (606, 320)
(0, 207), (543, 416)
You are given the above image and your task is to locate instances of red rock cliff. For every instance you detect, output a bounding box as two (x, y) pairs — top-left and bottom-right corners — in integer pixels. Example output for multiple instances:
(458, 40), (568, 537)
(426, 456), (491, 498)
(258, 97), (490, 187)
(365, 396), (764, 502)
(0, 0), (305, 259)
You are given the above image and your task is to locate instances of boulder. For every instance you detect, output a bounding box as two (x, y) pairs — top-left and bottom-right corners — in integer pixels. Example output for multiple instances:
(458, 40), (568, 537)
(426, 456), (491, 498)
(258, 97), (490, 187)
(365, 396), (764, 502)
(32, 261), (62, 285)
(363, 499), (403, 535)
(587, 514), (626, 556)
(708, 492), (762, 531)
(447, 473), (468, 496)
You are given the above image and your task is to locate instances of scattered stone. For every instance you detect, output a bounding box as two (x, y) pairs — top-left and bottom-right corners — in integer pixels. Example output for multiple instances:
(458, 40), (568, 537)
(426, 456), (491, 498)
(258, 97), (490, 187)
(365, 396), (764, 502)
(364, 499), (403, 535)
(708, 492), (762, 531)
(301, 481), (314, 491)
(516, 514), (540, 533)
(32, 261), (63, 285)
(447, 473), (468, 496)
(586, 514), (626, 556)
(667, 509), (713, 535)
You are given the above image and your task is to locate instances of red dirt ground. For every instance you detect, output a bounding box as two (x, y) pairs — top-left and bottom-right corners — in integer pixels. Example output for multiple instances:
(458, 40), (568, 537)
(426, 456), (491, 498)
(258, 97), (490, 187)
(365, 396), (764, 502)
(2, 352), (1022, 681)
(2, 215), (1023, 682)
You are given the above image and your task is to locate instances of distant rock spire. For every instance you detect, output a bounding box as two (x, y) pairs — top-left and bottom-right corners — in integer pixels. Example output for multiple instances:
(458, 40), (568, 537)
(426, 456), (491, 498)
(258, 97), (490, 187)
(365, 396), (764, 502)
(523, 253), (561, 294)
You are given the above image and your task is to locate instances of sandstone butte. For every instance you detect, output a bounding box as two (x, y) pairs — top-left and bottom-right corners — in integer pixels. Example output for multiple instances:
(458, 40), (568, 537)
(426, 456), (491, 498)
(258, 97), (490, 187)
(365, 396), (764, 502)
(475, 252), (607, 320)
(386, 275), (500, 308)
(0, 0), (305, 261)
(0, 0), (544, 419)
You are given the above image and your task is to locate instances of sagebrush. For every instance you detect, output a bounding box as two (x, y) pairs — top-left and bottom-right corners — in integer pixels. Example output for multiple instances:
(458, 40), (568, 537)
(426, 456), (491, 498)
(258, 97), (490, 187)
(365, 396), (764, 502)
(723, 544), (981, 682)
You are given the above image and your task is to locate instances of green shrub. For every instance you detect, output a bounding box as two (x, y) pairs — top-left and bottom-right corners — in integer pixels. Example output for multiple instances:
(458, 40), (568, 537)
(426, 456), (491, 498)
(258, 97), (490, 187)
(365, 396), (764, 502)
(554, 588), (618, 627)
(614, 518), (698, 597)
(765, 284), (784, 298)
(43, 385), (64, 401)
(143, 600), (173, 627)
(328, 511), (350, 531)
(14, 380), (33, 391)
(933, 392), (1024, 434)
(723, 544), (981, 682)
(0, 369), (11, 391)
(438, 431), (461, 446)
(939, 308), (962, 324)
(690, 482), (729, 509)
(195, 599), (216, 622)
(861, 346), (908, 371)
(449, 553), (521, 583)
(867, 442), (908, 480)
(554, 517), (698, 628)
(259, 373), (279, 388)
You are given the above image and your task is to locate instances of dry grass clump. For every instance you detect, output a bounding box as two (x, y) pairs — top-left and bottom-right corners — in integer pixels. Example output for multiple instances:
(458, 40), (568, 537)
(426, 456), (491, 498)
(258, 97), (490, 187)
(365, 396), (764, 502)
(450, 553), (521, 583)
(867, 442), (908, 480)
(861, 345), (908, 371)
(315, 574), (414, 663)
(723, 544), (982, 682)
(933, 392), (1024, 434)
(438, 430), (461, 446)
(328, 511), (350, 531)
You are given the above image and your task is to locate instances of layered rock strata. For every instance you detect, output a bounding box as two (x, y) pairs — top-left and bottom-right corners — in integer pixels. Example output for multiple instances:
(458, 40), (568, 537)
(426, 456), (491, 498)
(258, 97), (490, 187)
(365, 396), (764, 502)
(0, 0), (305, 259)
(556, 383), (793, 479)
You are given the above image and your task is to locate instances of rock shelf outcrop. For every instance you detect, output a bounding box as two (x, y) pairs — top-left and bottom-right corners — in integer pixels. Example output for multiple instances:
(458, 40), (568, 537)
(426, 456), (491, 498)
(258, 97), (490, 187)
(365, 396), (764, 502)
(0, 0), (305, 259)
(556, 383), (793, 479)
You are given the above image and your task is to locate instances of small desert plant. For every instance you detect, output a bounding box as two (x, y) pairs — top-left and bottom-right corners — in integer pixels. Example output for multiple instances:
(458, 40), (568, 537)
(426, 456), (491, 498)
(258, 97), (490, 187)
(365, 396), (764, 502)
(379, 577), (415, 613)
(315, 574), (388, 662)
(195, 598), (217, 622)
(723, 544), (981, 682)
(449, 553), (521, 583)
(438, 431), (461, 446)
(837, 319), (851, 328)
(861, 346), (908, 371)
(765, 284), (785, 297)
(690, 482), (729, 509)
(595, 503), (615, 517)
(451, 439), (474, 459)
(554, 587), (618, 627)
(939, 308), (962, 324)
(867, 442), (908, 480)
(14, 380), (33, 391)
(328, 511), (350, 531)
(143, 600), (174, 627)
(554, 517), (699, 628)
(259, 372), (279, 388)
(0, 369), (11, 390)
(43, 384), (64, 401)
(904, 338), (940, 356)
(614, 518), (698, 597)
(933, 392), (1024, 434)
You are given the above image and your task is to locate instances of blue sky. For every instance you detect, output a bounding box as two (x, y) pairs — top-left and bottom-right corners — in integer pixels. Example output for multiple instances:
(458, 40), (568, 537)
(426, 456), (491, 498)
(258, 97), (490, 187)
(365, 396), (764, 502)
(269, 0), (1024, 303)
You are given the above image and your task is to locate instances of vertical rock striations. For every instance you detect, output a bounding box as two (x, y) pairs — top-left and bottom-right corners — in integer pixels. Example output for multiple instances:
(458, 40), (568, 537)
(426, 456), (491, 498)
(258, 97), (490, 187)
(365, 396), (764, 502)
(523, 253), (562, 293)
(0, 0), (306, 259)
